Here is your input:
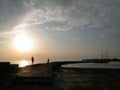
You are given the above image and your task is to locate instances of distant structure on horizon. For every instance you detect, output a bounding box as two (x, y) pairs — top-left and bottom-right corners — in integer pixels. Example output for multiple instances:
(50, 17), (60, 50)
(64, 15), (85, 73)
(101, 50), (109, 59)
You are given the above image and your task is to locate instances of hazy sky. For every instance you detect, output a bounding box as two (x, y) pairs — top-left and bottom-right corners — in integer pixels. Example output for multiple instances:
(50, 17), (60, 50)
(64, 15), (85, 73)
(0, 0), (120, 62)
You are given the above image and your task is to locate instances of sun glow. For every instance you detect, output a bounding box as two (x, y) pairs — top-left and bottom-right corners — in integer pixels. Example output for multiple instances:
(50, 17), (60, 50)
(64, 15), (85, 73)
(13, 33), (33, 52)
(19, 60), (29, 67)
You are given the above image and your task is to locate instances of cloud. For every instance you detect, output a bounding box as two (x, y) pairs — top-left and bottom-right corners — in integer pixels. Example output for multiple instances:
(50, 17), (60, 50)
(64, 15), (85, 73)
(0, 0), (120, 34)
(0, 0), (29, 45)
(17, 0), (120, 32)
(0, 0), (120, 59)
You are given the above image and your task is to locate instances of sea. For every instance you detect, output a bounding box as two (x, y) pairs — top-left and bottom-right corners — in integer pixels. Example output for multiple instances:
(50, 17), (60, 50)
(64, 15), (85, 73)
(9, 59), (120, 68)
(62, 61), (120, 69)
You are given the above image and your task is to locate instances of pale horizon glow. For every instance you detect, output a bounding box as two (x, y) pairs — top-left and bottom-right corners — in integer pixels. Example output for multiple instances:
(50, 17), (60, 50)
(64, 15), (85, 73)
(13, 33), (33, 52)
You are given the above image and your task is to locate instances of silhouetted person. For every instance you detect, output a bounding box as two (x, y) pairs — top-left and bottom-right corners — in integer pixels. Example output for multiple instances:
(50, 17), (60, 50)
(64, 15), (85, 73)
(47, 58), (50, 63)
(31, 56), (34, 65)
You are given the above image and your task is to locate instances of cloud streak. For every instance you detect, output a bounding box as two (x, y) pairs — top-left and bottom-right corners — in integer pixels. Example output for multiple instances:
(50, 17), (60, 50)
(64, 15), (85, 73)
(17, 0), (119, 32)
(0, 0), (120, 46)
(0, 0), (120, 32)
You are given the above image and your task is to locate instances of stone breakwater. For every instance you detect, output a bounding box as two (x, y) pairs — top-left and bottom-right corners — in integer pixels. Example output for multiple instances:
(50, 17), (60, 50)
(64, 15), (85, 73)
(0, 62), (120, 90)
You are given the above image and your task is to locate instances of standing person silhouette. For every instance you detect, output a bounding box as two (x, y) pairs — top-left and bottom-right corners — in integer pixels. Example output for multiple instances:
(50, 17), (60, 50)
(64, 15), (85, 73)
(47, 58), (50, 63)
(31, 56), (34, 65)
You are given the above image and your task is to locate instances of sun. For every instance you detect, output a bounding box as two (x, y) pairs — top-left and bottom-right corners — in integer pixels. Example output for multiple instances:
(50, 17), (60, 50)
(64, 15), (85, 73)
(13, 33), (33, 52)
(19, 60), (29, 67)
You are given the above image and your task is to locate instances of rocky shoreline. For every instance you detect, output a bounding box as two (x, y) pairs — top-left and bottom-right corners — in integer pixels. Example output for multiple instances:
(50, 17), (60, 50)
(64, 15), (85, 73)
(0, 62), (120, 90)
(55, 67), (120, 90)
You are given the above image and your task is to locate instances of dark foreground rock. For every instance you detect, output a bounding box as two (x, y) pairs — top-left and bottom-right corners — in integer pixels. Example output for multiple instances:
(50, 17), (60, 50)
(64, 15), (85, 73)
(1, 62), (120, 90)
(6, 63), (54, 90)
(0, 62), (19, 90)
(54, 68), (120, 90)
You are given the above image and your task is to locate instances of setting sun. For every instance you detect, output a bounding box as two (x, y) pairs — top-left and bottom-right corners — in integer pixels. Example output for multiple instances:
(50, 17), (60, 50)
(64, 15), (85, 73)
(19, 60), (29, 67)
(13, 33), (33, 52)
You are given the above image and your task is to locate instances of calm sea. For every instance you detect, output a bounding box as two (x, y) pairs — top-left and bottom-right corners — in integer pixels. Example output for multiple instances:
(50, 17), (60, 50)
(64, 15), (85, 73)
(62, 61), (120, 69)
(10, 59), (120, 68)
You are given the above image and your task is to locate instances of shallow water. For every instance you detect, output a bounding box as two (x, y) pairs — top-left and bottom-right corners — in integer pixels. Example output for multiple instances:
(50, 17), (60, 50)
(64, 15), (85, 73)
(62, 61), (120, 68)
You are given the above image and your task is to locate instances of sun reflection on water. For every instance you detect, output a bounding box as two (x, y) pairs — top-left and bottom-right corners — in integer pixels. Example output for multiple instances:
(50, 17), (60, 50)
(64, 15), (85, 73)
(19, 60), (29, 67)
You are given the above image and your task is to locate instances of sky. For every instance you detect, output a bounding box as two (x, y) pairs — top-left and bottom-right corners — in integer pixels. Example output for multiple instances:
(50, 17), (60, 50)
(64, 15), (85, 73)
(0, 0), (120, 63)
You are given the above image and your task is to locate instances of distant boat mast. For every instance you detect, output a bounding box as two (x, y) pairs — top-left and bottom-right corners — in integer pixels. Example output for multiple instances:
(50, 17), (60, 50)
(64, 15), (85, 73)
(101, 50), (103, 59)
(105, 50), (109, 59)
(101, 50), (109, 59)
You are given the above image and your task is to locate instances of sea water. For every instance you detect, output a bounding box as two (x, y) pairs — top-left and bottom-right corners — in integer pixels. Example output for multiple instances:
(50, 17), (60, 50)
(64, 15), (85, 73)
(62, 61), (120, 69)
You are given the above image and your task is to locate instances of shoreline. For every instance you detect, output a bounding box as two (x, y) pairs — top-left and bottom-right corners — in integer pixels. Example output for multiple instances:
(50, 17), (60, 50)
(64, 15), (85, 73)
(1, 62), (120, 90)
(54, 67), (120, 90)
